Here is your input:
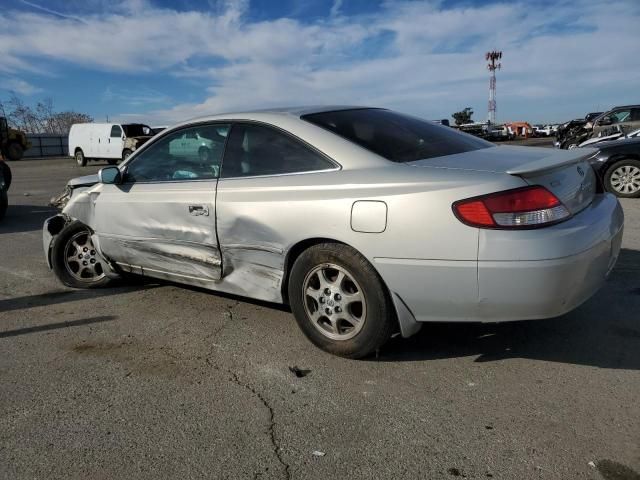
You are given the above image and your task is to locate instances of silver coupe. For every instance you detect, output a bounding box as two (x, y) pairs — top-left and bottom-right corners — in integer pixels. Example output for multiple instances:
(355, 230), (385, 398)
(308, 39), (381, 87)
(44, 107), (624, 358)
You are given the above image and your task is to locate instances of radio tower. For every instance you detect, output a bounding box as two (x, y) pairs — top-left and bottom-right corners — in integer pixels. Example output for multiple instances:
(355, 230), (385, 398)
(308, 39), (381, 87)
(486, 50), (502, 124)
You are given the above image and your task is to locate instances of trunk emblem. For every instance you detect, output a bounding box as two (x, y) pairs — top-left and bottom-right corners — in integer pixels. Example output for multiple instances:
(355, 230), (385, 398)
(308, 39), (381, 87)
(577, 166), (585, 177)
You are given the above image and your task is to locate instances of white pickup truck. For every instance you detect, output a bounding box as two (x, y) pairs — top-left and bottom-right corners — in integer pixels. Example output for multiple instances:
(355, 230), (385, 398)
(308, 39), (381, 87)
(68, 123), (154, 166)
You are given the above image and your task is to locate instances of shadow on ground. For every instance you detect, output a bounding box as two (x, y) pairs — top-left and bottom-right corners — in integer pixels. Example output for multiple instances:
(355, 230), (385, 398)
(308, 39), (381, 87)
(0, 284), (158, 314)
(377, 248), (640, 370)
(0, 204), (57, 234)
(0, 315), (117, 338)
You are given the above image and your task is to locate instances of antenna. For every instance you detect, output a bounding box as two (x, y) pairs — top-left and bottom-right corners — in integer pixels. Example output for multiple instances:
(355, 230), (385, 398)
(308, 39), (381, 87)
(486, 50), (502, 124)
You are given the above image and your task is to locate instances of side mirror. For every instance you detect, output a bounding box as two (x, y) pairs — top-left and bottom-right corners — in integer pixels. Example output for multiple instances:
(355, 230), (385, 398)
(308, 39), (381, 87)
(98, 166), (121, 185)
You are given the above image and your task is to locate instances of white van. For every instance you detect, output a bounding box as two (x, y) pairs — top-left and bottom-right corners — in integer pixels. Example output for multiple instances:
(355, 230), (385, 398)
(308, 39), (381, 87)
(68, 123), (154, 166)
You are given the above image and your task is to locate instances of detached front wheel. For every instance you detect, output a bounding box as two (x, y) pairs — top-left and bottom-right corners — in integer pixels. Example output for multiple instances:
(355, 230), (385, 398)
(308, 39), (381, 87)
(51, 221), (113, 288)
(288, 243), (395, 358)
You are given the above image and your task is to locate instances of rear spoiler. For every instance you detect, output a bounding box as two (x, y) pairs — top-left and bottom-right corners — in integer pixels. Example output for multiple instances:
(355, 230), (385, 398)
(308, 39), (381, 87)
(506, 148), (597, 175)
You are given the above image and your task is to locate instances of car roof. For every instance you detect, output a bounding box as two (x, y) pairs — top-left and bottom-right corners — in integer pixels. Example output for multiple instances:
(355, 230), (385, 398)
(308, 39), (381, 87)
(176, 105), (372, 126)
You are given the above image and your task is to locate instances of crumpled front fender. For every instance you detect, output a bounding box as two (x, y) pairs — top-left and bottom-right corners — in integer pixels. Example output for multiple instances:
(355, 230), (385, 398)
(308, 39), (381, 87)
(42, 214), (69, 269)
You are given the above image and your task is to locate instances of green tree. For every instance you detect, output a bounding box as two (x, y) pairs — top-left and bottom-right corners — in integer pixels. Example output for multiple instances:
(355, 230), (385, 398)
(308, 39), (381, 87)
(452, 107), (474, 126)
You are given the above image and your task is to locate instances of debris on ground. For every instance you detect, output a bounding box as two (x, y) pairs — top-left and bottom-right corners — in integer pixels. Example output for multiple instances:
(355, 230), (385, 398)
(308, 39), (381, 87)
(289, 366), (311, 378)
(312, 451), (326, 457)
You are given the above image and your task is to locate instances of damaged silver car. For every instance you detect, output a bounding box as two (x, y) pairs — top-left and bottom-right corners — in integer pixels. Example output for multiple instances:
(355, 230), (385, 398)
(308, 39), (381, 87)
(44, 107), (624, 358)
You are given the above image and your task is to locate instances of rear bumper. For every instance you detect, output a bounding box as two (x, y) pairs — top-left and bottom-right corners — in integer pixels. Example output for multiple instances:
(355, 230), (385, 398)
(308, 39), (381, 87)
(476, 193), (623, 321)
(375, 193), (623, 326)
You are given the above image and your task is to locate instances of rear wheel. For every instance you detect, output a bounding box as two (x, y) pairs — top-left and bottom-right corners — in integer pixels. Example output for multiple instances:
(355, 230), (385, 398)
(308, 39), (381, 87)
(75, 149), (87, 167)
(5, 142), (23, 161)
(122, 149), (132, 161)
(288, 243), (395, 358)
(51, 221), (113, 288)
(604, 159), (640, 198)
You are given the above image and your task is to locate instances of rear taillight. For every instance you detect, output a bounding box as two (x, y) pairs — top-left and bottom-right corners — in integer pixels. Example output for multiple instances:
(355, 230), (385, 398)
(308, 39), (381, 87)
(453, 186), (570, 228)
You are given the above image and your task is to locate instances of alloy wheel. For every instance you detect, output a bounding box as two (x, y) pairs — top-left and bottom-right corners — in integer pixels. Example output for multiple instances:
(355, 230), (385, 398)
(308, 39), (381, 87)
(64, 231), (106, 282)
(610, 165), (640, 195)
(302, 263), (366, 341)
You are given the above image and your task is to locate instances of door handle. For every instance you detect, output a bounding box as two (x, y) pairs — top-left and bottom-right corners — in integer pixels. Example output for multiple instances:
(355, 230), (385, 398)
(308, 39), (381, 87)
(189, 205), (209, 216)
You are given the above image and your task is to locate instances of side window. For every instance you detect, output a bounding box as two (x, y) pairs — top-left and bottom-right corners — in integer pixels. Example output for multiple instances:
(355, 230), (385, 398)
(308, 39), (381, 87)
(630, 108), (640, 122)
(110, 125), (122, 138)
(221, 124), (334, 178)
(125, 123), (230, 183)
(611, 110), (631, 124)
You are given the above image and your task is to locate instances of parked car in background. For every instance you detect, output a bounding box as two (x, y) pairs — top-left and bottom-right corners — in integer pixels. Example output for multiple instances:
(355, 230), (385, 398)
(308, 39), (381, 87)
(578, 127), (640, 148)
(151, 126), (168, 135)
(0, 160), (11, 220)
(591, 106), (640, 137)
(558, 107), (640, 150)
(584, 136), (640, 198)
(538, 125), (556, 137)
(43, 107), (623, 358)
(69, 123), (154, 166)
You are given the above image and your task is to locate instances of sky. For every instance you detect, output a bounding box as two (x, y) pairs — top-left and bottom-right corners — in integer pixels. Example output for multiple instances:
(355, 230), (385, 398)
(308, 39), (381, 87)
(0, 0), (638, 126)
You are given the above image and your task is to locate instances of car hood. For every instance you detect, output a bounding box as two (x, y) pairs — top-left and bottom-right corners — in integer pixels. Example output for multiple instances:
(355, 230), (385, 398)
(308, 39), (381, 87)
(407, 145), (596, 175)
(69, 174), (99, 188)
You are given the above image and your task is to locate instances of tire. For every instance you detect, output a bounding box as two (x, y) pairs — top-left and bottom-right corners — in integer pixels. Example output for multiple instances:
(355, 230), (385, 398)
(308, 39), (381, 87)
(122, 149), (132, 161)
(1, 161), (11, 190)
(288, 243), (395, 358)
(5, 142), (23, 161)
(51, 221), (113, 289)
(0, 189), (7, 221)
(604, 159), (640, 198)
(75, 149), (87, 167)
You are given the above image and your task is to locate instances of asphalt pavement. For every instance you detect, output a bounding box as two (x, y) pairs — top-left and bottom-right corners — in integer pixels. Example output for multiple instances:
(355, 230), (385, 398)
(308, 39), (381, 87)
(1, 157), (639, 480)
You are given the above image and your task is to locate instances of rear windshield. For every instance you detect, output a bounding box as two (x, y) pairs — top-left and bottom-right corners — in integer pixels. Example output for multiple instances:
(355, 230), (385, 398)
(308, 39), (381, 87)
(302, 108), (492, 162)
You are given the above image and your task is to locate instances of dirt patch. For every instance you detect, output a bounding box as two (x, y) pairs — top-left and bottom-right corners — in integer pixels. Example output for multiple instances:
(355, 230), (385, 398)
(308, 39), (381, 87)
(70, 339), (190, 379)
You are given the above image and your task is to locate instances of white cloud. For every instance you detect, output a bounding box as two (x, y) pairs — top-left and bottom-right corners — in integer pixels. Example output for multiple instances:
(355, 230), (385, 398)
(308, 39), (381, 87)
(0, 0), (638, 124)
(330, 0), (343, 17)
(1, 78), (43, 95)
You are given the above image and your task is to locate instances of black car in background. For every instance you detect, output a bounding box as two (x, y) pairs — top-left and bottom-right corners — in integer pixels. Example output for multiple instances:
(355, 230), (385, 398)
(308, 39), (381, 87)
(0, 160), (11, 219)
(555, 112), (603, 149)
(586, 137), (640, 198)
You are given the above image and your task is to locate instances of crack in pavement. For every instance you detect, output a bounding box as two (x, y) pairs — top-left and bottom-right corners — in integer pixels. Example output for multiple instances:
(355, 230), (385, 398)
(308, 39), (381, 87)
(229, 370), (291, 480)
(202, 301), (290, 478)
(203, 300), (240, 365)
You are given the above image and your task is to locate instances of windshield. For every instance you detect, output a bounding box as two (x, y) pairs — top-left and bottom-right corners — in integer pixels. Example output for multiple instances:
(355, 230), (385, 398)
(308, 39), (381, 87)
(302, 108), (492, 162)
(122, 124), (152, 137)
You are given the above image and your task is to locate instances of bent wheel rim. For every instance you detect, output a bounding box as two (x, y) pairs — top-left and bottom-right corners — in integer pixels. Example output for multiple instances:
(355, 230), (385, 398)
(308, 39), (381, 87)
(64, 231), (106, 282)
(611, 165), (640, 194)
(302, 263), (366, 341)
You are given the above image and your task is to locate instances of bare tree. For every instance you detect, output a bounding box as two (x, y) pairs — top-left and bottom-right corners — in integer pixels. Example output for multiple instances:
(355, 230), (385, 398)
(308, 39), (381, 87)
(0, 92), (93, 134)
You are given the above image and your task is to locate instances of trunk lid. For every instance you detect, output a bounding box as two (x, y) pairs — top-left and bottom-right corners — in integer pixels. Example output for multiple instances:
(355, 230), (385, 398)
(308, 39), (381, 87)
(408, 145), (597, 215)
